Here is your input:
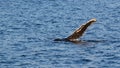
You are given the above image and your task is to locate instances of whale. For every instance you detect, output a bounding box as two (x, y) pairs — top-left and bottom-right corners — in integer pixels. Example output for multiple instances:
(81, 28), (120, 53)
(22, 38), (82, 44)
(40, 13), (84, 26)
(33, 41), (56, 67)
(54, 18), (97, 43)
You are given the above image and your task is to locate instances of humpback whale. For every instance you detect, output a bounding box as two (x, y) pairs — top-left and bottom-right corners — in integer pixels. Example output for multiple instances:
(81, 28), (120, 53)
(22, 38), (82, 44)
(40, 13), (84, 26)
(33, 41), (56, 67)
(54, 18), (97, 42)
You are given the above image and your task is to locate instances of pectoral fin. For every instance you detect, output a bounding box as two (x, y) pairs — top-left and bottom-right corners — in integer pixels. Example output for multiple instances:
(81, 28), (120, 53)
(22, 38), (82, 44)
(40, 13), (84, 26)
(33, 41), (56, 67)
(67, 18), (96, 40)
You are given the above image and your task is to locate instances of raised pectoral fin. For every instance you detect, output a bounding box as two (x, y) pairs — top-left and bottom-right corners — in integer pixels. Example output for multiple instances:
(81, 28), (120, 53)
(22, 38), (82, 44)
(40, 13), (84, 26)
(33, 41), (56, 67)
(66, 18), (96, 40)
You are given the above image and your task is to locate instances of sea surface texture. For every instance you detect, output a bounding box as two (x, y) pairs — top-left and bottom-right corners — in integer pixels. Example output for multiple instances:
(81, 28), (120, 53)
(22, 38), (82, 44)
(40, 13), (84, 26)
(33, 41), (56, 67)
(0, 0), (120, 68)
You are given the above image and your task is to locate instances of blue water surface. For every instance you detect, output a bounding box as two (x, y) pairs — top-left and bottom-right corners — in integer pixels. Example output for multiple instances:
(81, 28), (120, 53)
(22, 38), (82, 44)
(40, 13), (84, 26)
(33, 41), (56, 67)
(0, 0), (120, 68)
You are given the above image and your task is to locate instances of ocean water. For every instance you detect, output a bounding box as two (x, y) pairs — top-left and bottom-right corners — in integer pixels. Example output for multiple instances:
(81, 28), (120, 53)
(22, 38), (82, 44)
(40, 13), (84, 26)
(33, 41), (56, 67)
(0, 0), (120, 68)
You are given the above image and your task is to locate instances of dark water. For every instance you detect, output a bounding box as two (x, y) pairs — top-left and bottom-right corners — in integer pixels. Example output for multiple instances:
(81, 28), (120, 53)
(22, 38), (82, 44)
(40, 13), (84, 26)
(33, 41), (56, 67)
(0, 0), (120, 68)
